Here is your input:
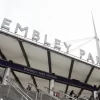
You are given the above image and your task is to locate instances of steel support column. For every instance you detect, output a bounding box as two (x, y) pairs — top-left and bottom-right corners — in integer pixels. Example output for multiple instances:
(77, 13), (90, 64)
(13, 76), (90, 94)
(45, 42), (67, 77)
(47, 50), (52, 73)
(78, 67), (94, 96)
(47, 50), (55, 95)
(18, 40), (38, 91)
(65, 59), (74, 94)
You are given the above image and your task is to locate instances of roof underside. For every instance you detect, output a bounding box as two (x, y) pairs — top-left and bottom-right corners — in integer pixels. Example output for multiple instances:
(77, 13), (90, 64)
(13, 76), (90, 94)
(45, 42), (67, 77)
(0, 30), (100, 98)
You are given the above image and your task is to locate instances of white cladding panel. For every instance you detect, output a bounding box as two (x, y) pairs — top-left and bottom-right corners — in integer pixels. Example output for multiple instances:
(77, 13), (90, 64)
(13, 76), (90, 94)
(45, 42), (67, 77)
(71, 61), (91, 82)
(51, 52), (71, 78)
(0, 34), (26, 65)
(23, 42), (49, 72)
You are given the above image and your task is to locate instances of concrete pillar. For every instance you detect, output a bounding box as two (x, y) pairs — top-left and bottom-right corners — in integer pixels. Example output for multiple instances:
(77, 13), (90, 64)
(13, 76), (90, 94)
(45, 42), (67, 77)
(50, 79), (55, 96)
(2, 68), (10, 85)
(94, 91), (98, 100)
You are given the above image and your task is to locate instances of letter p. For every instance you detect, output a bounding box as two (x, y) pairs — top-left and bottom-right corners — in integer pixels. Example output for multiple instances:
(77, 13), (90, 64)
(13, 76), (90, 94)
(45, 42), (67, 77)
(80, 49), (85, 59)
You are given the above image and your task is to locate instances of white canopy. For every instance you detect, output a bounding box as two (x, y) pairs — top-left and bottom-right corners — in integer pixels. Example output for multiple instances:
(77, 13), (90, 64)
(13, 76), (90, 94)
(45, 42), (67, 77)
(0, 29), (100, 98)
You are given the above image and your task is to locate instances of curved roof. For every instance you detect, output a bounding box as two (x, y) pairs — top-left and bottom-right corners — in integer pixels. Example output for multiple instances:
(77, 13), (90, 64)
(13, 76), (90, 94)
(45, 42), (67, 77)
(0, 29), (100, 98)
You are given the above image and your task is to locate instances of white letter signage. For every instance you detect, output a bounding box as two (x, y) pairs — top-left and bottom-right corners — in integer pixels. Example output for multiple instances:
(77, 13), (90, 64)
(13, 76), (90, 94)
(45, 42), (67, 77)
(14, 23), (28, 37)
(1, 18), (12, 31)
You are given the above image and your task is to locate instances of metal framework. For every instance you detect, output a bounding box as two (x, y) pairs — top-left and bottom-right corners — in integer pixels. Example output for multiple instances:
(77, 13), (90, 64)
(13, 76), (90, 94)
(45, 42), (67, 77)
(0, 49), (24, 89)
(47, 50), (52, 89)
(65, 59), (74, 94)
(78, 67), (94, 96)
(0, 58), (97, 91)
(47, 50), (52, 73)
(0, 30), (100, 97)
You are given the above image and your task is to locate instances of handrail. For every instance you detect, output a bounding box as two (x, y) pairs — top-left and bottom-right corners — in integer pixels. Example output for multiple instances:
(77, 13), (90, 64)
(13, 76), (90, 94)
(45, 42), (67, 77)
(45, 87), (89, 100)
(40, 88), (61, 100)
(28, 82), (60, 100)
(59, 91), (77, 100)
(7, 78), (33, 100)
(9, 78), (33, 100)
(20, 82), (88, 100)
(44, 87), (77, 100)
(6, 79), (29, 100)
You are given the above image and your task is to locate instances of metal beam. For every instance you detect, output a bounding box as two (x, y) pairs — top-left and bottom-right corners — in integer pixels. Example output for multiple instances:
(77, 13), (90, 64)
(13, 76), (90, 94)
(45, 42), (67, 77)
(65, 59), (74, 94)
(0, 49), (24, 89)
(11, 69), (24, 89)
(18, 40), (38, 91)
(78, 67), (94, 96)
(47, 50), (52, 90)
(0, 58), (97, 91)
(0, 50), (7, 60)
(47, 50), (52, 73)
(98, 85), (100, 89)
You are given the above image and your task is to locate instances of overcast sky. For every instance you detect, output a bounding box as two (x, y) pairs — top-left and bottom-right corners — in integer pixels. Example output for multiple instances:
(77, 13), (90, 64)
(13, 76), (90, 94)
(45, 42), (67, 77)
(0, 0), (100, 64)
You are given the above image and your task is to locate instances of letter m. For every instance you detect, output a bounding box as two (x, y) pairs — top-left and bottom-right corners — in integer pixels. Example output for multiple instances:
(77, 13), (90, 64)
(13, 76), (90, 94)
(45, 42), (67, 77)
(14, 23), (28, 37)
